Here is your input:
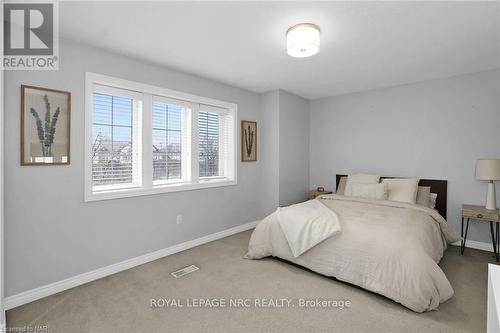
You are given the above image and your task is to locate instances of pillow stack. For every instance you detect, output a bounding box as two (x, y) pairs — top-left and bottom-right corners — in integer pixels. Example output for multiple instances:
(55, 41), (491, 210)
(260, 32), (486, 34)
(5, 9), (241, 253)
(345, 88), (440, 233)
(339, 173), (438, 208)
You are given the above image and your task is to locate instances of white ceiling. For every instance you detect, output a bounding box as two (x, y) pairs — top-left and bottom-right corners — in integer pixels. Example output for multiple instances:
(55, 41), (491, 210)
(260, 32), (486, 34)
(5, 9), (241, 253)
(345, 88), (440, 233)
(60, 1), (500, 99)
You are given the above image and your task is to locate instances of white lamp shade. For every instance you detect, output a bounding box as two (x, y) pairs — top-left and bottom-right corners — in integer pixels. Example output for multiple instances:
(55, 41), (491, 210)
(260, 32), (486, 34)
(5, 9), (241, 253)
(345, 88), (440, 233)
(475, 159), (500, 180)
(287, 23), (320, 58)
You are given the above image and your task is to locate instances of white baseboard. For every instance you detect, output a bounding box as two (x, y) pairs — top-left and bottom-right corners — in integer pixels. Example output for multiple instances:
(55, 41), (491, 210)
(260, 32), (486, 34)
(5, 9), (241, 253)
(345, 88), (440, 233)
(4, 221), (259, 310)
(451, 239), (493, 252)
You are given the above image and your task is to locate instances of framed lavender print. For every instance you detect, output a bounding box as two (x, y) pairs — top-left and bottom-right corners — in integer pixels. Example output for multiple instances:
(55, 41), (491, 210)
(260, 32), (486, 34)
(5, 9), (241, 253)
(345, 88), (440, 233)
(241, 120), (257, 162)
(21, 85), (71, 165)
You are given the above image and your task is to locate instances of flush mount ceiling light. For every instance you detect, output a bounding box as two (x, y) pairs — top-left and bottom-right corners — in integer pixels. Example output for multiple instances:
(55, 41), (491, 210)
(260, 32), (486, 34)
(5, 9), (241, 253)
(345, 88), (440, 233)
(286, 23), (320, 58)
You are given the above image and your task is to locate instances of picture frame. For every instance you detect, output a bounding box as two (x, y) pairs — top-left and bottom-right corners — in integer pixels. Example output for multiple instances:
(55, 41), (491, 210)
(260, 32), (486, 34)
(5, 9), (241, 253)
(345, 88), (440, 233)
(21, 85), (71, 165)
(241, 120), (257, 162)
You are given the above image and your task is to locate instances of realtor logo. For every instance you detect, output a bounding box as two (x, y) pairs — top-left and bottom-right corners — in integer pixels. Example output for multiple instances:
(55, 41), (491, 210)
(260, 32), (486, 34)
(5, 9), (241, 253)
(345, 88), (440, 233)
(3, 1), (59, 70)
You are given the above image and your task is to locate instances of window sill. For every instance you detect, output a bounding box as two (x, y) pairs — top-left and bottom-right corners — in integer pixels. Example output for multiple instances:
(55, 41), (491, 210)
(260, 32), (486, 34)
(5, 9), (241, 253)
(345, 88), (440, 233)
(85, 179), (237, 202)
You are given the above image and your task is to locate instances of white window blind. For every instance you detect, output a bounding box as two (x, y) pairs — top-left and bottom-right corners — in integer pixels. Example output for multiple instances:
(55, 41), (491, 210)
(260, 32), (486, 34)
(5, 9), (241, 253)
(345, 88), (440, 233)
(152, 96), (191, 184)
(198, 111), (219, 177)
(91, 86), (142, 192)
(199, 104), (235, 180)
(85, 73), (237, 201)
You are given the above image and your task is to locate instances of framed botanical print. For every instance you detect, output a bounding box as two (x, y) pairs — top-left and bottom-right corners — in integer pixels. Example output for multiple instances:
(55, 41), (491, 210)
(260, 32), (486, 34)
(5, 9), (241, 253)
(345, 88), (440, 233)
(21, 85), (71, 165)
(241, 120), (257, 162)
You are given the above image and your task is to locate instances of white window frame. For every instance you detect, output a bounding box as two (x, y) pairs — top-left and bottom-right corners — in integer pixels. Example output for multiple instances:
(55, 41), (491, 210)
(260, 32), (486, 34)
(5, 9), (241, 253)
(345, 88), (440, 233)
(85, 72), (237, 202)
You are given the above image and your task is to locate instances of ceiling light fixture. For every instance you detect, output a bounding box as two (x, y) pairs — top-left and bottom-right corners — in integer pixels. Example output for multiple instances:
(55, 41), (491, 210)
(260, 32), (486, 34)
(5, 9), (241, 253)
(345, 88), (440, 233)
(286, 23), (320, 58)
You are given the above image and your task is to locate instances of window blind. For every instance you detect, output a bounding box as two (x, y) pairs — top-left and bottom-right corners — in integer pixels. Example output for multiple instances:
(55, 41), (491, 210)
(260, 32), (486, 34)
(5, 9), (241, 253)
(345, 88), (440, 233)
(152, 99), (185, 183)
(198, 105), (234, 179)
(91, 88), (142, 190)
(198, 111), (219, 178)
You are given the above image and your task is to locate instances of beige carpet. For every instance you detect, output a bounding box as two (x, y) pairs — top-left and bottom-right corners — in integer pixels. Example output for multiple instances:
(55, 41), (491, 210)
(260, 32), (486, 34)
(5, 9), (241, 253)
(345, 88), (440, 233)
(7, 230), (497, 333)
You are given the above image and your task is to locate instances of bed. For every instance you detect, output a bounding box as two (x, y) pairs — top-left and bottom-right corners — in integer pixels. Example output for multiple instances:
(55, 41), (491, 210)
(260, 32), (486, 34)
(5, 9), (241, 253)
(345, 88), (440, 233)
(246, 175), (460, 312)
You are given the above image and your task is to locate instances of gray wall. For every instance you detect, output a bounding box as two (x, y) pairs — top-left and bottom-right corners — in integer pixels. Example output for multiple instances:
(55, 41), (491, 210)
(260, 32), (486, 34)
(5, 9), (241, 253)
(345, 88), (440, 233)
(4, 40), (270, 297)
(310, 69), (500, 243)
(278, 91), (309, 206)
(259, 90), (310, 208)
(259, 91), (280, 214)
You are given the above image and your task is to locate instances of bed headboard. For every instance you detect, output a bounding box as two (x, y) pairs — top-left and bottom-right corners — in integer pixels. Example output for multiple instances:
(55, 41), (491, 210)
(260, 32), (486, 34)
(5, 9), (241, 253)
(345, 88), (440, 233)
(335, 174), (448, 219)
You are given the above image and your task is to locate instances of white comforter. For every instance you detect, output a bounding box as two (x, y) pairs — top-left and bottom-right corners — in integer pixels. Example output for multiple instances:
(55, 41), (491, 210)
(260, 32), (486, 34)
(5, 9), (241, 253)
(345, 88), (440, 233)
(246, 195), (460, 312)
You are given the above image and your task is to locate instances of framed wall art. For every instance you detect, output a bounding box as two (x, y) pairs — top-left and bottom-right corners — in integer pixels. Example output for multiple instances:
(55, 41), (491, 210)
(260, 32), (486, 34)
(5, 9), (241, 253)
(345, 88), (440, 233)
(241, 120), (257, 162)
(21, 85), (71, 165)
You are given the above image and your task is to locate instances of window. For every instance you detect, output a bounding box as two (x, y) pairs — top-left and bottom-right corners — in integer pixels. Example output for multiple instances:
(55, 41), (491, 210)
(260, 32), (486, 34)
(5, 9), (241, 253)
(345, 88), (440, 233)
(198, 105), (234, 180)
(91, 86), (142, 192)
(152, 97), (190, 184)
(85, 73), (237, 201)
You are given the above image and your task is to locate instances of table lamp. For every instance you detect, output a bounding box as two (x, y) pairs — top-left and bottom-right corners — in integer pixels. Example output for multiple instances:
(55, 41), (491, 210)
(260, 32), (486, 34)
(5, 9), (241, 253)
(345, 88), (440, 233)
(476, 159), (500, 210)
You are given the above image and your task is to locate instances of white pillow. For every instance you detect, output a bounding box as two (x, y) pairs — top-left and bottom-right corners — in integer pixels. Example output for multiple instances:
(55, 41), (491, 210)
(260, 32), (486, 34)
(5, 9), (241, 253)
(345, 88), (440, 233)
(429, 193), (438, 209)
(416, 186), (431, 207)
(382, 178), (419, 204)
(344, 174), (380, 196)
(349, 183), (388, 200)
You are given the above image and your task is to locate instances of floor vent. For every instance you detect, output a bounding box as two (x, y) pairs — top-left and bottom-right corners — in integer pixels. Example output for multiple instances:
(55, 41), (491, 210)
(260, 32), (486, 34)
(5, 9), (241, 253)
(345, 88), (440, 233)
(171, 265), (199, 278)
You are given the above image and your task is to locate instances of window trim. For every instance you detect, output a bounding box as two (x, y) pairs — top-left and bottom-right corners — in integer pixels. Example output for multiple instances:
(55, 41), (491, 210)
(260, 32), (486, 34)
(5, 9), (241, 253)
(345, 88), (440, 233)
(85, 72), (237, 202)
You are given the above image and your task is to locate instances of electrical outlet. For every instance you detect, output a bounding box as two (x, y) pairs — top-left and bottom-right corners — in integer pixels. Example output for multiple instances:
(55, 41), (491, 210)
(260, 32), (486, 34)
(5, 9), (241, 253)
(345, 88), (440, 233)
(176, 215), (183, 225)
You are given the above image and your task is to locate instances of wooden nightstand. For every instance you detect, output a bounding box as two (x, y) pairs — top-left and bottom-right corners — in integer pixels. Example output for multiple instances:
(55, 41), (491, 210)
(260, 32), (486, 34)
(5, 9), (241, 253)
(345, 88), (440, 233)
(461, 204), (499, 261)
(306, 190), (332, 200)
